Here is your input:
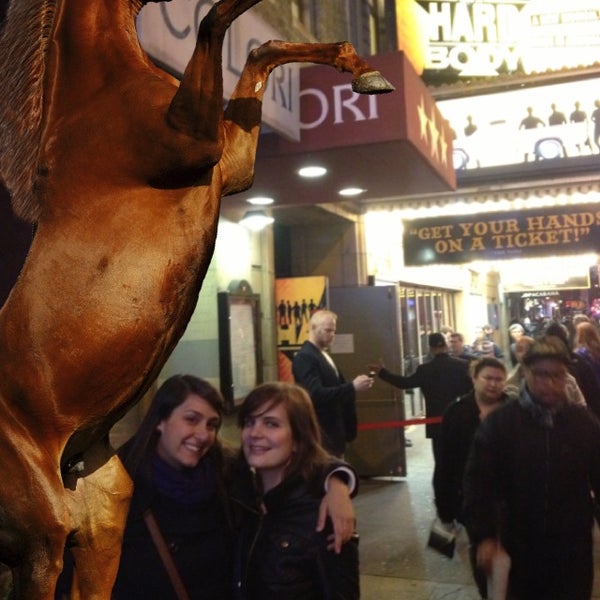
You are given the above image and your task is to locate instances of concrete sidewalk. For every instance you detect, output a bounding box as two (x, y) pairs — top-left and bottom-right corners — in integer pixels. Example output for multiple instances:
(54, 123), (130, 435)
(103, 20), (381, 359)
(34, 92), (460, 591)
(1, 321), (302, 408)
(355, 424), (480, 600)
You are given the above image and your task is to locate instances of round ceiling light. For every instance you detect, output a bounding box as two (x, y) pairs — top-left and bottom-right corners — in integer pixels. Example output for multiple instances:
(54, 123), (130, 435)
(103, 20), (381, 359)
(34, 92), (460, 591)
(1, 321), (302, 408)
(246, 196), (274, 205)
(239, 210), (274, 231)
(338, 187), (366, 197)
(298, 165), (327, 178)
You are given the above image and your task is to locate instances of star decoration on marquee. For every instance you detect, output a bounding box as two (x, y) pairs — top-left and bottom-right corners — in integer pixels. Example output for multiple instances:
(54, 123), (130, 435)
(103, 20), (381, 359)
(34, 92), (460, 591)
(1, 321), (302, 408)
(417, 95), (451, 168)
(439, 134), (448, 167)
(429, 106), (440, 162)
(418, 97), (429, 141)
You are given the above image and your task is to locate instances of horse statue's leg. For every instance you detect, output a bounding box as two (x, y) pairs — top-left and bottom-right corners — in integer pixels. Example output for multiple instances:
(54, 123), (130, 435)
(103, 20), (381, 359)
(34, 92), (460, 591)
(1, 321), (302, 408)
(220, 39), (394, 196)
(62, 439), (133, 600)
(166, 0), (262, 146)
(0, 449), (70, 599)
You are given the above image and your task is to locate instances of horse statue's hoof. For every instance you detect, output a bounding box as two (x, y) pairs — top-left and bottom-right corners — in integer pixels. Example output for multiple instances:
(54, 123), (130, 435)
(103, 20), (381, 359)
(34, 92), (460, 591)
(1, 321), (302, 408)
(352, 71), (395, 94)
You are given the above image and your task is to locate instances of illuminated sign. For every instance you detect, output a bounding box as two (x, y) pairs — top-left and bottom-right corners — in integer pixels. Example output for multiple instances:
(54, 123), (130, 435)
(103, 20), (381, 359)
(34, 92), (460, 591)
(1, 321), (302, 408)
(274, 52), (456, 192)
(503, 268), (591, 292)
(403, 205), (600, 265)
(438, 77), (600, 169)
(396, 0), (600, 80)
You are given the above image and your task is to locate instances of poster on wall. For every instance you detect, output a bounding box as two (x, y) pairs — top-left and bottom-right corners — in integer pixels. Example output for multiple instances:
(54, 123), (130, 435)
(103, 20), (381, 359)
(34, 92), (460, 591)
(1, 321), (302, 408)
(228, 302), (258, 398)
(218, 292), (262, 410)
(275, 276), (328, 382)
(403, 204), (600, 266)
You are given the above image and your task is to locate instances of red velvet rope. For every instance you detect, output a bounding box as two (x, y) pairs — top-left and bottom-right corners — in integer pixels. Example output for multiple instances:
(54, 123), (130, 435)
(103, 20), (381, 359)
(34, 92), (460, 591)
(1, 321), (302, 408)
(357, 416), (442, 431)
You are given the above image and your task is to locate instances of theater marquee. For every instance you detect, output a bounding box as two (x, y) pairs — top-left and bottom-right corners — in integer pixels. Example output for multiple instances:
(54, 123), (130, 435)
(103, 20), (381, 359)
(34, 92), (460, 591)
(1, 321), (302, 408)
(396, 0), (600, 81)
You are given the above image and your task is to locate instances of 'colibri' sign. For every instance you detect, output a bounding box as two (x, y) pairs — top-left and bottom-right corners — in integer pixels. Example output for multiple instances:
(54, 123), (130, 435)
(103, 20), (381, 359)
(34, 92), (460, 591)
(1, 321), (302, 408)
(137, 0), (301, 140)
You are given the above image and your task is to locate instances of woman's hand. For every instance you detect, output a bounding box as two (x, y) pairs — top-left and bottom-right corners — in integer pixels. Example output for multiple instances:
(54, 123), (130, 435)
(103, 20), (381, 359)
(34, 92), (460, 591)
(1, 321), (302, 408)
(317, 476), (355, 554)
(476, 538), (504, 574)
(367, 361), (383, 376)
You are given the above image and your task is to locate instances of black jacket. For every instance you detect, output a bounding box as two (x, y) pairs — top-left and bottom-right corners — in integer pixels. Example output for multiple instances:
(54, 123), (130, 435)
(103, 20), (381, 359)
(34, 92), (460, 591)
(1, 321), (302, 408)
(568, 350), (600, 419)
(463, 390), (600, 600)
(378, 353), (472, 438)
(112, 442), (239, 600)
(292, 340), (357, 455)
(433, 390), (510, 523)
(232, 473), (359, 600)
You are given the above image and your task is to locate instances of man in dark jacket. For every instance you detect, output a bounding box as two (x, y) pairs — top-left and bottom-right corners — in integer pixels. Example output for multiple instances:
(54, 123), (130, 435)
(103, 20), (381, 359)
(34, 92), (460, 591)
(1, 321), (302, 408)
(463, 336), (600, 600)
(292, 309), (373, 457)
(370, 332), (472, 465)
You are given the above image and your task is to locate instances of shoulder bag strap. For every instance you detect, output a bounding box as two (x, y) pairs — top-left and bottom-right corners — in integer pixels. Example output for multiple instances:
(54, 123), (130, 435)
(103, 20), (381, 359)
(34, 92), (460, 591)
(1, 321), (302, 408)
(143, 508), (191, 600)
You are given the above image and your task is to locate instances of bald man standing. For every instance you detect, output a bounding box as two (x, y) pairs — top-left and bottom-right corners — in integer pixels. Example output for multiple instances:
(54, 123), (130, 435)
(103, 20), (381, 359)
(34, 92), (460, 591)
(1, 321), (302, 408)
(292, 310), (373, 457)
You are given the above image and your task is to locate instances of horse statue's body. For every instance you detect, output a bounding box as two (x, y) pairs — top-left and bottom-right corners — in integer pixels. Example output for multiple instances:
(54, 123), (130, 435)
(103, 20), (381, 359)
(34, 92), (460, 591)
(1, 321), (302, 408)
(0, 0), (392, 596)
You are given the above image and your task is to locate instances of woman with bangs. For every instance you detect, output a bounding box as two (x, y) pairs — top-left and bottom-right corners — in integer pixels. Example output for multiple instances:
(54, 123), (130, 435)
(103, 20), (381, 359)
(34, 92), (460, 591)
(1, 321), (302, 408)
(233, 382), (360, 600)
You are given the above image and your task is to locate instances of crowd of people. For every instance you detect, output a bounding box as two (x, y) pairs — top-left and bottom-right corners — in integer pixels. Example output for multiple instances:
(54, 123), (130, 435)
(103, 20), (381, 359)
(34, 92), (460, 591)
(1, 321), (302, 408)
(349, 311), (600, 600)
(291, 307), (600, 599)
(463, 332), (600, 599)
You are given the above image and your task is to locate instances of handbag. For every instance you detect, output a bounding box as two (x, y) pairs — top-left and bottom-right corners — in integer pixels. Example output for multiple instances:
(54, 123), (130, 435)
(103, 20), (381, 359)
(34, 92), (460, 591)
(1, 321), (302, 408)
(143, 509), (191, 600)
(427, 517), (456, 558)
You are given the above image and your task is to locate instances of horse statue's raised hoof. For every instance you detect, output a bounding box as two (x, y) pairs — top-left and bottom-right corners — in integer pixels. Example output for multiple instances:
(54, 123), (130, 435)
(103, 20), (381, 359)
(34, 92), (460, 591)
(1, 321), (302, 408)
(352, 71), (395, 94)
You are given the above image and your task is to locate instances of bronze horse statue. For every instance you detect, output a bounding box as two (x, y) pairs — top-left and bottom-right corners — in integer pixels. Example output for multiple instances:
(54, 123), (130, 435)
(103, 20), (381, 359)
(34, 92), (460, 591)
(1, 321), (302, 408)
(0, 0), (393, 596)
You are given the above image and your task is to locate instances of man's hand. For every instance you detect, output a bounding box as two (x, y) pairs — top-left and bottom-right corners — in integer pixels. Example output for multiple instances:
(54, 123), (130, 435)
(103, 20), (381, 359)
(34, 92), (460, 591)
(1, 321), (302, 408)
(353, 374), (373, 391)
(317, 476), (356, 554)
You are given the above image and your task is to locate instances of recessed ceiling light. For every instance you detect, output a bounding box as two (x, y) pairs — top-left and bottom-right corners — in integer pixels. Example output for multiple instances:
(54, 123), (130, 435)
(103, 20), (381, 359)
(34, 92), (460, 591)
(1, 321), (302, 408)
(239, 210), (275, 231)
(339, 187), (366, 197)
(247, 196), (274, 206)
(298, 166), (327, 178)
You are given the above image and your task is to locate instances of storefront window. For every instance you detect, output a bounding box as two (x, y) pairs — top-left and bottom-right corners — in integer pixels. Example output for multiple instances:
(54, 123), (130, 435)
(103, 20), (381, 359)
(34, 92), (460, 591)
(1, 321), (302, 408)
(398, 285), (457, 371)
(397, 285), (457, 418)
